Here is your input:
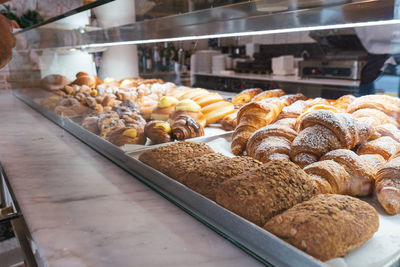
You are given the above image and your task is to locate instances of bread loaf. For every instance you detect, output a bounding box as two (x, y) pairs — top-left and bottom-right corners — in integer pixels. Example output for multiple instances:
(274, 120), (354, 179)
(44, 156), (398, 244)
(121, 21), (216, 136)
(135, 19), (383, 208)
(138, 142), (214, 174)
(264, 194), (379, 261)
(216, 159), (317, 226)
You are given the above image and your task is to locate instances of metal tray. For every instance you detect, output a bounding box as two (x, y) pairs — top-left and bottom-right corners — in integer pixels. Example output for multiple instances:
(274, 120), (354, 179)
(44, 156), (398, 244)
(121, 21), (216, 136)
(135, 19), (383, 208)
(14, 89), (324, 266)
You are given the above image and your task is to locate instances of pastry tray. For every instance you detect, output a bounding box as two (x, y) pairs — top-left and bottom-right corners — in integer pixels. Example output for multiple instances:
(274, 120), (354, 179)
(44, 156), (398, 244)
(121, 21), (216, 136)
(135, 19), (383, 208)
(14, 89), (400, 267)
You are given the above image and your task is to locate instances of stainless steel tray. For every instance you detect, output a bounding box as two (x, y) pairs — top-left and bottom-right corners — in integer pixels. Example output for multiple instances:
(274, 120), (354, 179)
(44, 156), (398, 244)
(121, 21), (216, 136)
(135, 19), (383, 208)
(14, 89), (324, 266)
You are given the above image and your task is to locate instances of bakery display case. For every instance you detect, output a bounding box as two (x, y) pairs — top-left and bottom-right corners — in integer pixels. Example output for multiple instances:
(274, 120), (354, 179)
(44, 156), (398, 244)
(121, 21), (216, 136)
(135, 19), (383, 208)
(6, 0), (400, 266)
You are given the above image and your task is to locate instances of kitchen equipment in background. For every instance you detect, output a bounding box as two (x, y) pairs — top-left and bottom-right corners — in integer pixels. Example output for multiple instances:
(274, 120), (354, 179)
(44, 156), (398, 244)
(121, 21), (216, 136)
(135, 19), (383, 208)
(194, 50), (221, 73)
(212, 55), (227, 74)
(299, 58), (366, 80)
(272, 55), (295, 75)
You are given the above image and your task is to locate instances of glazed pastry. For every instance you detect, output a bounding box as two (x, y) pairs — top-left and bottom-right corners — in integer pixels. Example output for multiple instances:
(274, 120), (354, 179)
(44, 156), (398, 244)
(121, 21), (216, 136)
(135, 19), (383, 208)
(200, 101), (235, 125)
(231, 88), (263, 106)
(231, 98), (286, 155)
(144, 121), (172, 144)
(185, 156), (263, 201)
(138, 141), (215, 174)
(304, 149), (375, 196)
(81, 116), (100, 134)
(376, 152), (400, 214)
(167, 87), (192, 99)
(251, 89), (285, 102)
(352, 108), (397, 127)
(347, 94), (400, 124)
(177, 88), (208, 100)
(332, 94), (356, 111)
(357, 136), (400, 160)
(151, 96), (179, 121)
(220, 110), (238, 131)
(171, 115), (204, 140)
(41, 74), (71, 91)
(246, 124), (297, 163)
(192, 93), (223, 107)
(264, 194), (379, 261)
(169, 99), (206, 128)
(167, 153), (228, 183)
(107, 126), (146, 146)
(290, 110), (373, 167)
(216, 159), (317, 226)
(54, 97), (87, 117)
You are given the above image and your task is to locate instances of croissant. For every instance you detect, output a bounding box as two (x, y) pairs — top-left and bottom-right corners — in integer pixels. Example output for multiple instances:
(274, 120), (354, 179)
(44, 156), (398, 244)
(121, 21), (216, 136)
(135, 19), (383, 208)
(221, 110), (238, 131)
(246, 124), (297, 163)
(347, 94), (400, 124)
(376, 152), (400, 214)
(273, 118), (297, 129)
(251, 89), (285, 102)
(277, 100), (308, 120)
(352, 108), (398, 127)
(371, 123), (400, 142)
(171, 115), (204, 140)
(332, 94), (356, 111)
(304, 149), (374, 196)
(232, 88), (263, 106)
(357, 136), (400, 160)
(144, 121), (172, 144)
(294, 104), (342, 132)
(231, 98), (286, 155)
(290, 110), (373, 167)
(359, 154), (386, 174)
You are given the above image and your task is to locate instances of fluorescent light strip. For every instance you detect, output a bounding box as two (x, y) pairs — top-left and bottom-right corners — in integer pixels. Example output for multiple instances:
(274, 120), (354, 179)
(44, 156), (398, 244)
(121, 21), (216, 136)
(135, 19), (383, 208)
(80, 19), (400, 49)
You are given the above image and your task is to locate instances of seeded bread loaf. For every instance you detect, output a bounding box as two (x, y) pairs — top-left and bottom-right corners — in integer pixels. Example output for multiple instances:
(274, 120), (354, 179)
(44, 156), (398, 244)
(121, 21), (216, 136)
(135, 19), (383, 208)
(138, 141), (214, 174)
(185, 156), (263, 201)
(167, 153), (228, 183)
(216, 159), (317, 226)
(264, 194), (379, 261)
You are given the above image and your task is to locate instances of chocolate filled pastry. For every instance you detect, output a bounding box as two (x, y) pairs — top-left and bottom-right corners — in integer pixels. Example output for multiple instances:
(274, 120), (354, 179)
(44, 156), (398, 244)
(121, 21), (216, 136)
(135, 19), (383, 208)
(171, 115), (204, 140)
(169, 99), (206, 127)
(107, 126), (146, 146)
(138, 141), (214, 174)
(151, 96), (179, 121)
(144, 121), (172, 144)
(82, 116), (100, 134)
(54, 97), (87, 117)
(41, 74), (71, 91)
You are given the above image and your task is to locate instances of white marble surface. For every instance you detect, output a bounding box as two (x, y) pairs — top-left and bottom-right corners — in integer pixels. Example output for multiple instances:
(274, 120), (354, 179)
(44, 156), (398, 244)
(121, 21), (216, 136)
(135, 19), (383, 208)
(0, 90), (262, 267)
(194, 72), (360, 87)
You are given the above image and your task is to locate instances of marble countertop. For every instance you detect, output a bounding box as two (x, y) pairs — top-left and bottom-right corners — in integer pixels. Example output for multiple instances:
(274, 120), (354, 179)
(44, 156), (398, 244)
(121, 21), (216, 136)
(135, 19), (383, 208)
(0, 90), (262, 267)
(194, 72), (360, 87)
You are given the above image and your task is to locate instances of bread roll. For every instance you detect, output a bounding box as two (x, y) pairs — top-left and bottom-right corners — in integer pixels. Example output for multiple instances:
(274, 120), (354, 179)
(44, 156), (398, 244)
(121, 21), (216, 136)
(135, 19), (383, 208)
(185, 156), (263, 201)
(138, 141), (214, 174)
(264, 194), (379, 261)
(216, 159), (317, 226)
